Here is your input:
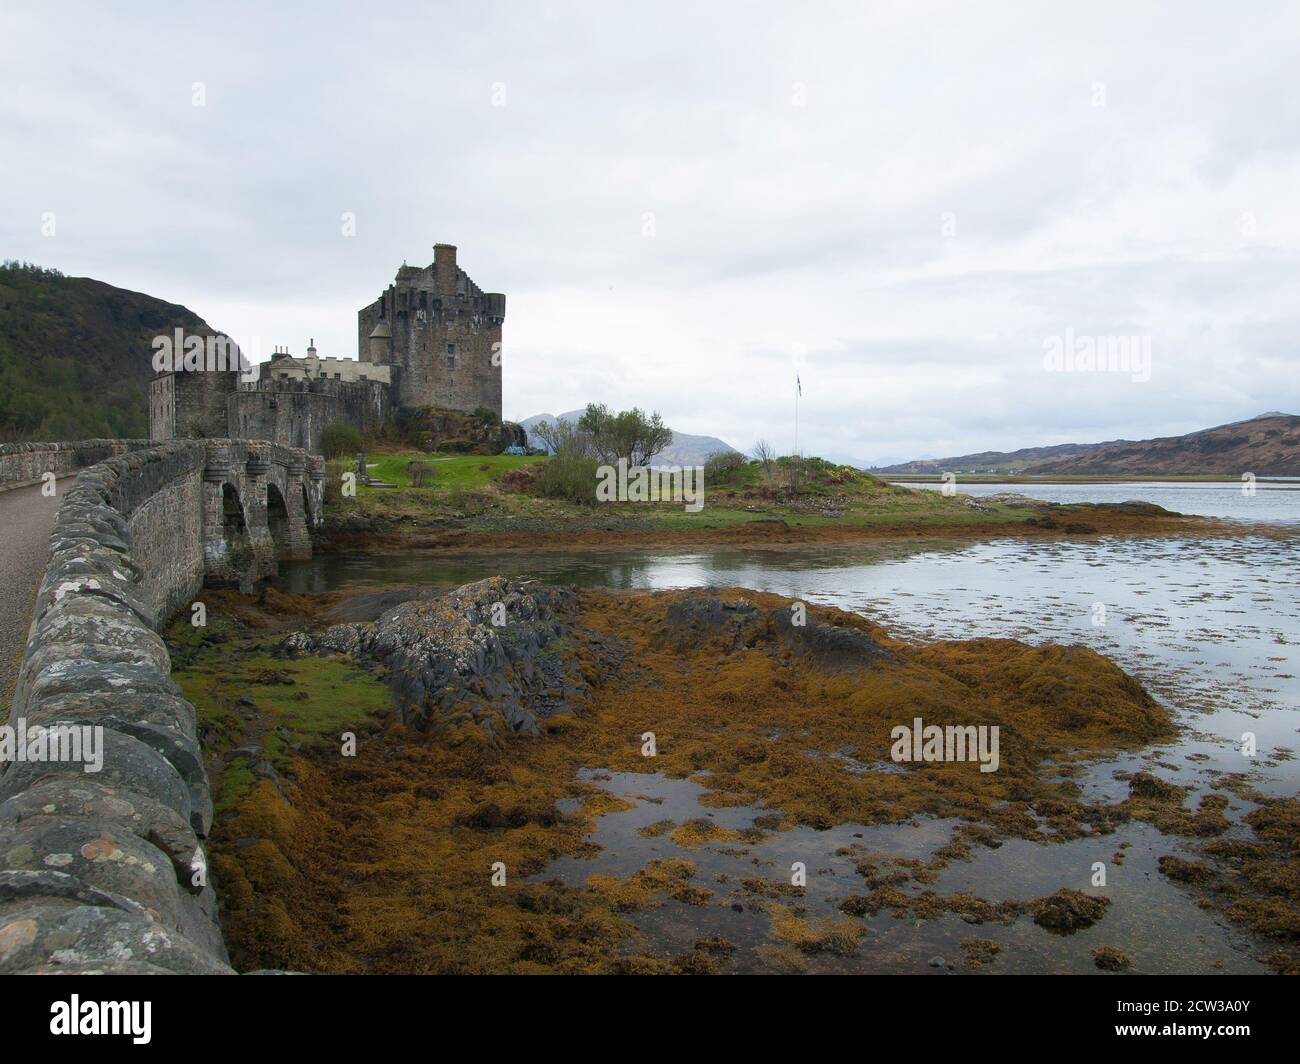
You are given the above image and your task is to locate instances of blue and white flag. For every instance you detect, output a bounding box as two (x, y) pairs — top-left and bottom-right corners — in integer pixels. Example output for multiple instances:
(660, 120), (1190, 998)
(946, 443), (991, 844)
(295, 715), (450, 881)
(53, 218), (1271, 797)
(796, 374), (802, 397)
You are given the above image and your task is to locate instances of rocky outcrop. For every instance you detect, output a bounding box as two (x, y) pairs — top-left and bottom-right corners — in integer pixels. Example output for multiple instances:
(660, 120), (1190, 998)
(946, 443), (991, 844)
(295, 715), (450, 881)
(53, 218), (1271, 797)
(663, 594), (895, 671)
(281, 577), (591, 737)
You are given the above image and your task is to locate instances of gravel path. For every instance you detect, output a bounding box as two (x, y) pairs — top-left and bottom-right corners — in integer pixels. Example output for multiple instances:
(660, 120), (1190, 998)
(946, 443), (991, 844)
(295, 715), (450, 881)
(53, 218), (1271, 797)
(0, 479), (67, 705)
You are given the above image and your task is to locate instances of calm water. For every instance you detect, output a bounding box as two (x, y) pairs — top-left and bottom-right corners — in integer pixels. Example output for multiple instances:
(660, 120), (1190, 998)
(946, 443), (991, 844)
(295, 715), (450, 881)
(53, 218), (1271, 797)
(281, 533), (1299, 972)
(895, 479), (1300, 523)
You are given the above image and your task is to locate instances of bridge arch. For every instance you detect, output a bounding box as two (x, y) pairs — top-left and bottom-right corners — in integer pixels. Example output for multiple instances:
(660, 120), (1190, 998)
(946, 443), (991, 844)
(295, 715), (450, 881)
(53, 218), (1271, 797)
(266, 481), (290, 556)
(214, 481), (252, 583)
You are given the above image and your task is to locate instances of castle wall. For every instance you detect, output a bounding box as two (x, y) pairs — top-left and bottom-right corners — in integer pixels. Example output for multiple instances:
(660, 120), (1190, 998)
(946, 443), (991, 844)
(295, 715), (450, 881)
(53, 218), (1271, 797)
(264, 353), (391, 385)
(148, 374), (175, 440)
(227, 378), (391, 452)
(150, 369), (239, 441)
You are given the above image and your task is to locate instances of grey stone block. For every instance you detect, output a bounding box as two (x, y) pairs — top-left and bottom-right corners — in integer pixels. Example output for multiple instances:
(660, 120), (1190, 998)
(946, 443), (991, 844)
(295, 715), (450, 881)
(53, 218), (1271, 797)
(0, 896), (234, 974)
(0, 727), (192, 828)
(0, 818), (182, 929)
(0, 778), (203, 887)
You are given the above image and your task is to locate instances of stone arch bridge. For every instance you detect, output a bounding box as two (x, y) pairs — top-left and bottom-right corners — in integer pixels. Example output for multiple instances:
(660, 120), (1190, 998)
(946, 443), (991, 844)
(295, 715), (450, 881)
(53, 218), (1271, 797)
(198, 439), (324, 589)
(0, 437), (324, 973)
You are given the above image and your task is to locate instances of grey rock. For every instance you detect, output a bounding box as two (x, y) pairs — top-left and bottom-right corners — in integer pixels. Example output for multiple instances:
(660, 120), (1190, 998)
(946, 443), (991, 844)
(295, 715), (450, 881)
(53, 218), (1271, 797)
(280, 576), (588, 737)
(772, 606), (894, 671)
(0, 727), (192, 829)
(0, 819), (182, 929)
(0, 896), (234, 974)
(0, 778), (204, 888)
(664, 596), (761, 649)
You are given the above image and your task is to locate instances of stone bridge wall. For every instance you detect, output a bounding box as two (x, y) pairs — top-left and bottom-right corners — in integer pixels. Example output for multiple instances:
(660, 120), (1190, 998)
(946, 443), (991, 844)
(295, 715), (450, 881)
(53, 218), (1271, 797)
(0, 439), (151, 489)
(0, 439), (324, 973)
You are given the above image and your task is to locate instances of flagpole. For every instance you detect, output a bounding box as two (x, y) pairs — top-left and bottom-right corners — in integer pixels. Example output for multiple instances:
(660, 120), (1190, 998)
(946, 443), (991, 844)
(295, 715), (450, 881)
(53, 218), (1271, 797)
(794, 375), (800, 458)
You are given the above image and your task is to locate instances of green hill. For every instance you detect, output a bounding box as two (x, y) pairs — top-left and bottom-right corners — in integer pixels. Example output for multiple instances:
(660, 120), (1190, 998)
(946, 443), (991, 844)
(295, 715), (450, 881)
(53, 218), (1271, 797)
(0, 261), (215, 440)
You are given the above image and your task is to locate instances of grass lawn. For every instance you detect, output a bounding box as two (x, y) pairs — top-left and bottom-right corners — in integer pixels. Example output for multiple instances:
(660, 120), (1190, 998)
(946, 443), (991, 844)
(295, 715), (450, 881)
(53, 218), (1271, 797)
(329, 450), (1032, 531)
(173, 647), (393, 813)
(361, 452), (545, 492)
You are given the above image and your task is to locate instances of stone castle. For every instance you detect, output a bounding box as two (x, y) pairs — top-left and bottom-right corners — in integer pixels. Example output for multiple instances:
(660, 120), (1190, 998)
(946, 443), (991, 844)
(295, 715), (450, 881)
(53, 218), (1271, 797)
(149, 244), (505, 453)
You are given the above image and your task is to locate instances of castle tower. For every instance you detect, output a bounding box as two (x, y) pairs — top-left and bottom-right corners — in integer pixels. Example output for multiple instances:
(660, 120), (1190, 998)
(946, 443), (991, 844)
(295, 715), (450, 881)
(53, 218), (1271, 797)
(356, 243), (505, 418)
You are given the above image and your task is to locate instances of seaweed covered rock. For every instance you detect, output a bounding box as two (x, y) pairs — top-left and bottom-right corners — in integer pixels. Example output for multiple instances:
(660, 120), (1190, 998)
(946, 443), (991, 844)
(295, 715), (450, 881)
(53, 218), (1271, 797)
(280, 577), (593, 737)
(771, 604), (895, 670)
(1030, 888), (1110, 933)
(663, 597), (762, 650)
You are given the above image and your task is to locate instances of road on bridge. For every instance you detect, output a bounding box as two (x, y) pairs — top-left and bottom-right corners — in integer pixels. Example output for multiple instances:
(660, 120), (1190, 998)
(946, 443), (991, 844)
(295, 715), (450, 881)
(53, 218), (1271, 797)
(0, 478), (70, 706)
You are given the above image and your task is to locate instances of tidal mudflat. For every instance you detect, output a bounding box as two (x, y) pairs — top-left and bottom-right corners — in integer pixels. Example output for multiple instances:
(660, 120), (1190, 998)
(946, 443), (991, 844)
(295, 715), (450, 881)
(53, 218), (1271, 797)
(173, 529), (1300, 973)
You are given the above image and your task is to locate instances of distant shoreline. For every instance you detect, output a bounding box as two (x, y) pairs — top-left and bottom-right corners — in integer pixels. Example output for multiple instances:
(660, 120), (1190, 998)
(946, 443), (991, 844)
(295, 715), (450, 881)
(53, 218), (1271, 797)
(878, 473), (1300, 485)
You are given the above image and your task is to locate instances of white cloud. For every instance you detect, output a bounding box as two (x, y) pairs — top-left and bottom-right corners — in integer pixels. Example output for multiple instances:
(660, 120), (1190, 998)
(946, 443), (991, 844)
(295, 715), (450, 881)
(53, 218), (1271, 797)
(1, 0), (1297, 463)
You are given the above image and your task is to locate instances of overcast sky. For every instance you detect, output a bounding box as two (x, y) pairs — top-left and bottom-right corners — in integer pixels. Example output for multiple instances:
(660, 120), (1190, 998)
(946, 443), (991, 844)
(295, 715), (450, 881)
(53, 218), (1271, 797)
(2, 1), (1298, 464)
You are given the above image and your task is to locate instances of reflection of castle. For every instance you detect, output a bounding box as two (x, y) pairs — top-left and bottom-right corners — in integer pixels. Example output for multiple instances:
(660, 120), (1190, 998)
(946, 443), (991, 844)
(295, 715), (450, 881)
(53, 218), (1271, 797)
(149, 244), (504, 453)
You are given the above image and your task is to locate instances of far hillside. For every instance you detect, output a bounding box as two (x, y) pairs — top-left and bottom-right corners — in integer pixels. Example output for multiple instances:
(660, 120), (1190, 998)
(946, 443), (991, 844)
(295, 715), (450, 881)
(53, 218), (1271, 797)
(0, 261), (217, 441)
(876, 413), (1300, 477)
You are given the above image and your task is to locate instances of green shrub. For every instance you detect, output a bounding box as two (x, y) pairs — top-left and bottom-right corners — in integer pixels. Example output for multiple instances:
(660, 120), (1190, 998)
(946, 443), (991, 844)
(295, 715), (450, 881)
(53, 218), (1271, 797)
(704, 449), (746, 482)
(321, 421), (362, 460)
(536, 453), (600, 505)
(322, 458), (351, 504)
(472, 405), (499, 425)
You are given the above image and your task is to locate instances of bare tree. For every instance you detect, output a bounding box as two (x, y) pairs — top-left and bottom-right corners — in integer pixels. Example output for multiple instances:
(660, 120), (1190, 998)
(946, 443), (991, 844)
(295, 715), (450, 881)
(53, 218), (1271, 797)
(752, 439), (776, 476)
(533, 418), (596, 459)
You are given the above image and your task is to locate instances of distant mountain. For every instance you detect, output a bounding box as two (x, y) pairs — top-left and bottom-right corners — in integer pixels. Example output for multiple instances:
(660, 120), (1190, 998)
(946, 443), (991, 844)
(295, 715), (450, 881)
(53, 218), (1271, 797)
(875, 413), (1300, 476)
(519, 409), (739, 467)
(875, 441), (1093, 475)
(821, 450), (877, 470)
(0, 262), (215, 440)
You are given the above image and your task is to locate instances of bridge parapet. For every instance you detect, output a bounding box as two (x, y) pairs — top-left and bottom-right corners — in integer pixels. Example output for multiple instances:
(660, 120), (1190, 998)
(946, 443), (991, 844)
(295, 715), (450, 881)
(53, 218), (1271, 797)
(0, 439), (151, 490)
(0, 437), (319, 973)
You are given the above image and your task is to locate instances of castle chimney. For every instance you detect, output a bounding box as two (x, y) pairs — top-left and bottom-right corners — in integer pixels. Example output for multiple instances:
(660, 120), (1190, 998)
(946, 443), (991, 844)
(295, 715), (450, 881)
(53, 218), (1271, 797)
(307, 338), (317, 359)
(434, 243), (458, 296)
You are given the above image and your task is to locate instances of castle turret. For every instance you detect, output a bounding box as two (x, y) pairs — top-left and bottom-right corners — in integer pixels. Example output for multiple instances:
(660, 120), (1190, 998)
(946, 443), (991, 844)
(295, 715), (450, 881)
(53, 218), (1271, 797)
(367, 320), (391, 363)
